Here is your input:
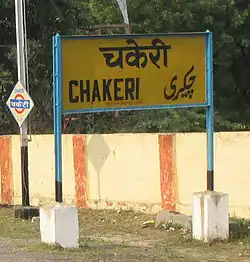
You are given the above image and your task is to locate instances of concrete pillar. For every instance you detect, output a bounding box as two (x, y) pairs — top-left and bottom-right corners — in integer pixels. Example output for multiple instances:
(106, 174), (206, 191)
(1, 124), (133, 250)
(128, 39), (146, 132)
(192, 191), (229, 242)
(40, 204), (79, 248)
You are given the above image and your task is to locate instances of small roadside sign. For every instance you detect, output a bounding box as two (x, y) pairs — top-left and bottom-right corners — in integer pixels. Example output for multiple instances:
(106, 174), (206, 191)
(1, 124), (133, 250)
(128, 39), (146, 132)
(6, 81), (34, 127)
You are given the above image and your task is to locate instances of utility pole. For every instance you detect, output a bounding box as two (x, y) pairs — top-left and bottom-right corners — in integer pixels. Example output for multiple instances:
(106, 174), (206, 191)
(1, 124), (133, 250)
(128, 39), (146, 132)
(14, 0), (38, 219)
(15, 0), (29, 207)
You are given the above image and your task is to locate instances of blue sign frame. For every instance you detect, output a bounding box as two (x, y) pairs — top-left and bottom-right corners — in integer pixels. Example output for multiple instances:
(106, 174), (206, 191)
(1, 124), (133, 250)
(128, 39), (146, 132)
(53, 31), (214, 202)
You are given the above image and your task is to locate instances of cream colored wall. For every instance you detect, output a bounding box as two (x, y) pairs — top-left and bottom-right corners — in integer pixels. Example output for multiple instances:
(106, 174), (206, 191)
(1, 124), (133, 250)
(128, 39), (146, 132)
(9, 132), (250, 218)
(11, 135), (21, 205)
(175, 133), (206, 215)
(86, 134), (161, 204)
(11, 135), (75, 206)
(175, 132), (250, 217)
(215, 132), (250, 217)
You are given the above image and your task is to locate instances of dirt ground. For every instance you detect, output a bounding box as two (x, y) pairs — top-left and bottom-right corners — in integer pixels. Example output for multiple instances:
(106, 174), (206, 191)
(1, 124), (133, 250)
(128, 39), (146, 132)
(0, 207), (250, 261)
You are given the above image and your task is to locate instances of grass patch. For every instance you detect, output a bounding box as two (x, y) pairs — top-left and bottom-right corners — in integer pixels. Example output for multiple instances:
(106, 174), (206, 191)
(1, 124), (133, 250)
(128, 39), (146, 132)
(0, 207), (40, 239)
(229, 217), (250, 240)
(1, 207), (250, 261)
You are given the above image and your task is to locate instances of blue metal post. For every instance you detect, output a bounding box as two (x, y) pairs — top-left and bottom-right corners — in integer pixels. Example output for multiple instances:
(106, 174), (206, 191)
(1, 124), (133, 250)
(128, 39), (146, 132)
(206, 31), (214, 191)
(53, 33), (63, 202)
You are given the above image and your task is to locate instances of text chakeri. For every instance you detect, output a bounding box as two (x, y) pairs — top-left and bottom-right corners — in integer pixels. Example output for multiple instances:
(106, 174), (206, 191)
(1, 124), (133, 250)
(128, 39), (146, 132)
(68, 38), (171, 105)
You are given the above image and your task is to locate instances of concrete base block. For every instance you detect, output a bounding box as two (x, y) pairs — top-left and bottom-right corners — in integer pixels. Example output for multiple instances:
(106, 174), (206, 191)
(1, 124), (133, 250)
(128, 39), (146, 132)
(14, 206), (39, 220)
(192, 191), (229, 242)
(40, 204), (79, 248)
(156, 210), (192, 230)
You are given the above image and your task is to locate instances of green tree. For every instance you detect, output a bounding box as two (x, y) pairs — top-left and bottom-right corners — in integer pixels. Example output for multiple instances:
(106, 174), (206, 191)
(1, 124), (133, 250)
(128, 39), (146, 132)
(0, 0), (92, 134)
(83, 0), (250, 133)
(1, 0), (250, 134)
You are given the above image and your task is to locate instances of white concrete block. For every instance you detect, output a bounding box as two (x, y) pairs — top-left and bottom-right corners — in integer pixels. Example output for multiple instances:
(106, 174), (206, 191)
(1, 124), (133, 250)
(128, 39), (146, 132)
(192, 191), (229, 242)
(40, 204), (79, 248)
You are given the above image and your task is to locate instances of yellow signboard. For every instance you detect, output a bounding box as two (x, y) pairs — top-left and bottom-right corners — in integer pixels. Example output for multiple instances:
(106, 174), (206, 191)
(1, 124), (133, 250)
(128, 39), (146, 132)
(61, 35), (206, 112)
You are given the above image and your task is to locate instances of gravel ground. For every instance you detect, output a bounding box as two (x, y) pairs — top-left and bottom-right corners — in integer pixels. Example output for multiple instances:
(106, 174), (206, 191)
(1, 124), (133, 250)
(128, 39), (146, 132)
(0, 208), (250, 261)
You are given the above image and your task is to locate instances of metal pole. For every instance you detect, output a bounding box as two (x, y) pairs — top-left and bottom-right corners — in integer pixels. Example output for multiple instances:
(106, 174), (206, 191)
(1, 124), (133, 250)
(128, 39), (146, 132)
(53, 34), (63, 203)
(15, 0), (30, 206)
(124, 23), (131, 34)
(206, 31), (214, 191)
